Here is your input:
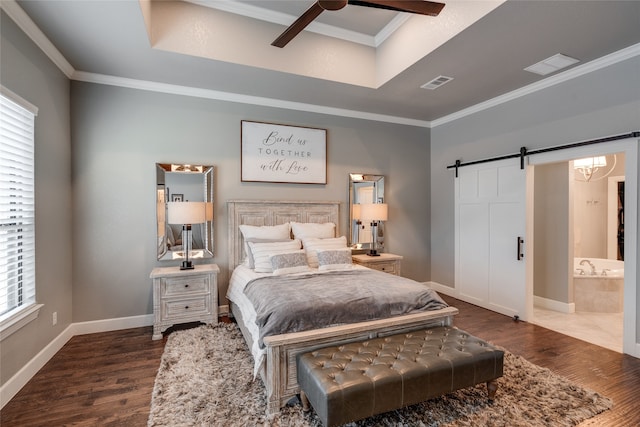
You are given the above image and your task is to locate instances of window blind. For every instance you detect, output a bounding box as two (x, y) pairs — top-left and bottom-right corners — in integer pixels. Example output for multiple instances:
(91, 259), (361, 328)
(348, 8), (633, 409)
(0, 90), (36, 318)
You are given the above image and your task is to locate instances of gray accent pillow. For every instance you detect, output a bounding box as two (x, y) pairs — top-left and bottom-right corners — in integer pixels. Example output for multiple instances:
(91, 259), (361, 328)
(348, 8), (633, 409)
(269, 250), (311, 275)
(316, 248), (353, 271)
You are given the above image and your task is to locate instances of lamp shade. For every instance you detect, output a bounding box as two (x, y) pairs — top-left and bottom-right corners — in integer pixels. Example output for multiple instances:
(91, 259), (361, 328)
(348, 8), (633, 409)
(167, 202), (207, 225)
(359, 203), (388, 221)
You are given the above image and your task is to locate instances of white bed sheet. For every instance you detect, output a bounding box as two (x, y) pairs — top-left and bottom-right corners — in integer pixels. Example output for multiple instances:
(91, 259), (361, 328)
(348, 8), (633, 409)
(227, 265), (270, 377)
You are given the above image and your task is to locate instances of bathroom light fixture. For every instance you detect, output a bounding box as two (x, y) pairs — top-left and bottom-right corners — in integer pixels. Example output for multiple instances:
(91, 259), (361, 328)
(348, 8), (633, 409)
(573, 156), (607, 182)
(359, 203), (388, 256)
(167, 201), (207, 269)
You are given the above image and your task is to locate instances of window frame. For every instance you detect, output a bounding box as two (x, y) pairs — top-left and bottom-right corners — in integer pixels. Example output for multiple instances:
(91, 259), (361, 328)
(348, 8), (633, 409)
(0, 86), (42, 341)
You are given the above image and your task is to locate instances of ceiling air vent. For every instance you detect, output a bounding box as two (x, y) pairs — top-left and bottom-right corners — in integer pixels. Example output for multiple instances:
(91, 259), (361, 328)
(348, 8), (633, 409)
(421, 75), (453, 90)
(524, 53), (580, 76)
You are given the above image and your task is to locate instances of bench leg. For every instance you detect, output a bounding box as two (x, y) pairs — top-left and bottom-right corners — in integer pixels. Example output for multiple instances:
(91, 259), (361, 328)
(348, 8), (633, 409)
(300, 391), (310, 412)
(487, 379), (499, 401)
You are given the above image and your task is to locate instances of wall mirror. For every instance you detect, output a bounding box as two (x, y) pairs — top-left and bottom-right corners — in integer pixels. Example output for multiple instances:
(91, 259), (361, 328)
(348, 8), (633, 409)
(156, 163), (214, 261)
(348, 174), (385, 250)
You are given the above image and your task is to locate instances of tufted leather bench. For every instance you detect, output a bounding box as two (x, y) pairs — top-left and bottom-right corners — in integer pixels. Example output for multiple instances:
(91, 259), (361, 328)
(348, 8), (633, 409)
(296, 326), (504, 427)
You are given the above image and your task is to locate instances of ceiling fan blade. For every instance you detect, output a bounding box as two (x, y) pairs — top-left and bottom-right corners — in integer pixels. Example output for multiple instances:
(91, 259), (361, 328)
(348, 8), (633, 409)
(348, 0), (445, 16)
(272, 2), (325, 48)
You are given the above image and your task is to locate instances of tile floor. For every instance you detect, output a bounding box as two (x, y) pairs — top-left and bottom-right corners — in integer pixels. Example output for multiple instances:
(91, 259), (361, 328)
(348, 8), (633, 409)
(532, 307), (623, 353)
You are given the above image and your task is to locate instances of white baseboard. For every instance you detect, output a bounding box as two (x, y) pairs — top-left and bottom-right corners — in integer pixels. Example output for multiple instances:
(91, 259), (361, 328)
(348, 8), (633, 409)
(425, 281), (458, 298)
(1, 313), (154, 409)
(625, 343), (640, 359)
(70, 313), (154, 336)
(1, 324), (74, 408)
(219, 304), (229, 317)
(428, 281), (578, 317)
(533, 296), (575, 314)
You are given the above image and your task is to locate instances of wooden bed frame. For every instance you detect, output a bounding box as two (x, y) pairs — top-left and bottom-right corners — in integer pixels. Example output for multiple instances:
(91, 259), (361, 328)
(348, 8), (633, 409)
(227, 200), (459, 415)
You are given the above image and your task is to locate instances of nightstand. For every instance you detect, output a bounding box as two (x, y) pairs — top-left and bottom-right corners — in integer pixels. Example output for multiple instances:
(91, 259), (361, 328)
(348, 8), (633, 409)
(150, 264), (220, 340)
(352, 253), (403, 276)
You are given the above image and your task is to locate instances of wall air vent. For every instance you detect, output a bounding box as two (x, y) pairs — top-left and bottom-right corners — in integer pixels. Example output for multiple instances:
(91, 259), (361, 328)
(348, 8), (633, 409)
(420, 75), (454, 90)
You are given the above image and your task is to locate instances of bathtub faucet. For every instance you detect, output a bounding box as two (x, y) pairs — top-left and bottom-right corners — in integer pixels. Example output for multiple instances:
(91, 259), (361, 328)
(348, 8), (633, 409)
(579, 259), (597, 275)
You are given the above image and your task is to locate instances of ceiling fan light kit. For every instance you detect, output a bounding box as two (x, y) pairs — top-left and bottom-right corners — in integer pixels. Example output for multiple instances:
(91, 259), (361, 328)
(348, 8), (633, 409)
(271, 0), (446, 48)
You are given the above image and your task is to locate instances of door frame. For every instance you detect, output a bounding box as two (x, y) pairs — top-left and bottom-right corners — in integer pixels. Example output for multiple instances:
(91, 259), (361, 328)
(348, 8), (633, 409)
(607, 175), (625, 260)
(527, 138), (638, 357)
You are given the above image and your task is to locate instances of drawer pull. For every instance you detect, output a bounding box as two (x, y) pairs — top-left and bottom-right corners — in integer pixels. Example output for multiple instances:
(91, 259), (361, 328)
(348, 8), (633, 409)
(185, 305), (189, 310)
(381, 267), (386, 271)
(185, 284), (189, 288)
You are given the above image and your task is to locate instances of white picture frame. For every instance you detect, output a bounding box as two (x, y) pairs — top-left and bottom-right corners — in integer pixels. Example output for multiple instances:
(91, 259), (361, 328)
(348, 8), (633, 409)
(241, 120), (327, 184)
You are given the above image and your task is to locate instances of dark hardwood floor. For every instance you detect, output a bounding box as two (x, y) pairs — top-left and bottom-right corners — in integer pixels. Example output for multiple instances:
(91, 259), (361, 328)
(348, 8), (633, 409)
(2, 296), (639, 426)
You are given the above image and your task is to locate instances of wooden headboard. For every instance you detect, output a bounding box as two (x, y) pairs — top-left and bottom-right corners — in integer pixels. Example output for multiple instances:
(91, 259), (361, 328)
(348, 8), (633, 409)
(227, 200), (340, 273)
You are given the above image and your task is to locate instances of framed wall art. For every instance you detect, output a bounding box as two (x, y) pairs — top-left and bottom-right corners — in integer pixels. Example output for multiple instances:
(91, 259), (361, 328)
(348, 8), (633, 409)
(241, 120), (327, 184)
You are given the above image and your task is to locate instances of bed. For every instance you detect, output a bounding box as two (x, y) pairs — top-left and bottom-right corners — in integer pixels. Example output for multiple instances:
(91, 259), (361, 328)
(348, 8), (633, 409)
(226, 200), (459, 415)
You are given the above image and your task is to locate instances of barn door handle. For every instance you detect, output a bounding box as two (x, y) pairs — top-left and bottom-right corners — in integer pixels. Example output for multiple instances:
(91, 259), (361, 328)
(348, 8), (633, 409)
(517, 237), (524, 260)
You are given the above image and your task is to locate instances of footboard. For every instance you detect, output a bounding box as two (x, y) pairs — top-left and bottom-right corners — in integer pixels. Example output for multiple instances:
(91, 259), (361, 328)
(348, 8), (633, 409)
(261, 306), (459, 415)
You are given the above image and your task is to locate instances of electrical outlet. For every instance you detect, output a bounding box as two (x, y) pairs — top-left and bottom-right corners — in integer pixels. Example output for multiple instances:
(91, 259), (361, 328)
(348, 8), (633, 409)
(52, 312), (57, 326)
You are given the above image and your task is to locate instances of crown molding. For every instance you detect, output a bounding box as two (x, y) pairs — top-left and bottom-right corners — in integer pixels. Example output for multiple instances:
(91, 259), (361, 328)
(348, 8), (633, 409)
(0, 0), (74, 78)
(72, 71), (432, 128)
(375, 14), (410, 46)
(5, 0), (639, 130)
(431, 42), (640, 128)
(186, 0), (376, 47)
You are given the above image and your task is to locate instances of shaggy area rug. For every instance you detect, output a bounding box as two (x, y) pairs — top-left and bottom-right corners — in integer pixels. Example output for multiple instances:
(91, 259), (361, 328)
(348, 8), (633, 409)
(148, 323), (611, 427)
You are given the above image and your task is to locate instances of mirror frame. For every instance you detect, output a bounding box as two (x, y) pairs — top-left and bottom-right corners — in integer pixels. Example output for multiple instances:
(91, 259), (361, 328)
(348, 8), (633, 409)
(348, 173), (385, 250)
(156, 163), (214, 261)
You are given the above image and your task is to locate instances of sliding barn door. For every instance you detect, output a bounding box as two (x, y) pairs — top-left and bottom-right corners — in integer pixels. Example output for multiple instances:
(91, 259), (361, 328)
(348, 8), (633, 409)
(455, 159), (527, 319)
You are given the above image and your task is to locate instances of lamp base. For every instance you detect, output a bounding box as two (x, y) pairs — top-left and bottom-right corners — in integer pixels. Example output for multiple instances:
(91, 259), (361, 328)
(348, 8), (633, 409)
(366, 250), (380, 257)
(180, 260), (195, 270)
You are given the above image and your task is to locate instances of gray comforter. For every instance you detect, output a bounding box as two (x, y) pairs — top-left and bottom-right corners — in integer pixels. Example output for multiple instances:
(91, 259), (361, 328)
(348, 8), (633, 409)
(243, 269), (448, 348)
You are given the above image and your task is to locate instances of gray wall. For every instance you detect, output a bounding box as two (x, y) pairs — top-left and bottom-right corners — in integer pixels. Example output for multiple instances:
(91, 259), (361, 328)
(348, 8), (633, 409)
(430, 55), (640, 336)
(70, 82), (431, 322)
(1, 12), (72, 384)
(534, 162), (571, 303)
(431, 56), (640, 286)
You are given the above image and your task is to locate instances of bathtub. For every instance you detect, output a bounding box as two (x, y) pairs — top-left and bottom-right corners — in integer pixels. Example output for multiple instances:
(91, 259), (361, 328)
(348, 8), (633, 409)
(573, 258), (624, 313)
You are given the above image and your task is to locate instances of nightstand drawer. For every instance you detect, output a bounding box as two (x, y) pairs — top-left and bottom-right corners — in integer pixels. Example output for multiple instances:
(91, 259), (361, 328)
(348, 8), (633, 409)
(163, 296), (210, 319)
(162, 275), (210, 297)
(351, 253), (403, 276)
(367, 261), (397, 274)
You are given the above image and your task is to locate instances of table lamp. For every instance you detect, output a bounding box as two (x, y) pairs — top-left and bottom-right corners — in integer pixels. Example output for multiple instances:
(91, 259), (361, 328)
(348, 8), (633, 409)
(167, 201), (206, 269)
(359, 203), (388, 256)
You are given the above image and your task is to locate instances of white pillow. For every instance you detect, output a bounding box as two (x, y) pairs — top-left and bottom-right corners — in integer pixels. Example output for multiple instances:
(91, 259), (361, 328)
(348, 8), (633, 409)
(317, 248), (353, 271)
(269, 250), (311, 275)
(244, 238), (292, 269)
(291, 222), (335, 240)
(302, 236), (347, 268)
(248, 239), (302, 273)
(239, 223), (291, 263)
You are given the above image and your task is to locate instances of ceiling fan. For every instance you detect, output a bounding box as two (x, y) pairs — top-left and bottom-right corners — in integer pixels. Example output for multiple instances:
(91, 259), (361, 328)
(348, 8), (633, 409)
(272, 0), (446, 48)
